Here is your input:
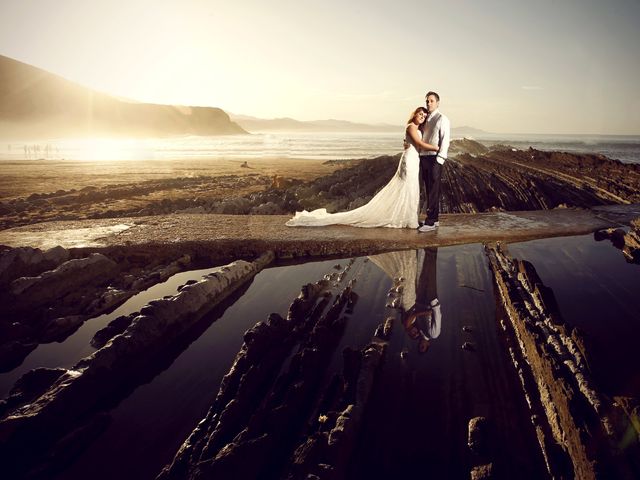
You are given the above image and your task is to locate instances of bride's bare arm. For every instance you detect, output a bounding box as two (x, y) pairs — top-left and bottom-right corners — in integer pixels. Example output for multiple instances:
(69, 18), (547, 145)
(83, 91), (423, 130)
(406, 124), (439, 152)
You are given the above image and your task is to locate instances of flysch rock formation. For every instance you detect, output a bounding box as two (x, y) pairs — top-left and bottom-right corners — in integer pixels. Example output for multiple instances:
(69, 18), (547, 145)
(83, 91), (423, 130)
(155, 141), (638, 220)
(194, 140), (640, 217)
(484, 243), (640, 479)
(157, 259), (390, 480)
(0, 222), (638, 478)
(0, 251), (274, 479)
(2, 206), (637, 377)
(2, 140), (639, 231)
(0, 244), (195, 372)
(0, 137), (639, 479)
(594, 218), (640, 264)
(0, 174), (274, 231)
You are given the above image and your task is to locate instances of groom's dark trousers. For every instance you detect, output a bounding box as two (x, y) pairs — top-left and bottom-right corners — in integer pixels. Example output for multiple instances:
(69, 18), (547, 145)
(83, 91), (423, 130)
(419, 155), (443, 223)
(416, 247), (438, 308)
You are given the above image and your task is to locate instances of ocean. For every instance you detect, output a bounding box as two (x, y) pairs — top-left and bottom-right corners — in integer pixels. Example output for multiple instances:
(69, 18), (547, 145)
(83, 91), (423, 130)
(2, 132), (640, 164)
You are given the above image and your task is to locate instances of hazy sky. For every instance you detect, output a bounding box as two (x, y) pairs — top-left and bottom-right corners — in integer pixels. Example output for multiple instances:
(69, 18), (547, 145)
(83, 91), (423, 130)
(1, 0), (639, 134)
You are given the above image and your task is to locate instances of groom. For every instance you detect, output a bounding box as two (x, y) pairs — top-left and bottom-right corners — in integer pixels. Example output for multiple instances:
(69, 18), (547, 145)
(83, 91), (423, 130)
(405, 247), (441, 353)
(418, 91), (450, 232)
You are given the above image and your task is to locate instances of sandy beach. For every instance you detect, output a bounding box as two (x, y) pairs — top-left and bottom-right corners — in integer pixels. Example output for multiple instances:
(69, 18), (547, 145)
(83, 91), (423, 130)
(0, 157), (341, 200)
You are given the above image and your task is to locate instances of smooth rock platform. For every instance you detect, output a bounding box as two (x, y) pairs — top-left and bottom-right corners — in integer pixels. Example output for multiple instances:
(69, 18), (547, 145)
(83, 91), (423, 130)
(1, 204), (639, 259)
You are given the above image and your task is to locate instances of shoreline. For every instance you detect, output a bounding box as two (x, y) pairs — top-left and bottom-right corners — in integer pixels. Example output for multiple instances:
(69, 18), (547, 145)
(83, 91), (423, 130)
(3, 131), (640, 165)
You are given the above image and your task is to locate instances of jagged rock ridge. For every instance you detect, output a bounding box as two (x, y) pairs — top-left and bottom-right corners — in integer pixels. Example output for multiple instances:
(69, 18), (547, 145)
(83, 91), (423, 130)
(485, 243), (640, 478)
(0, 251), (274, 478)
(2, 139), (638, 231)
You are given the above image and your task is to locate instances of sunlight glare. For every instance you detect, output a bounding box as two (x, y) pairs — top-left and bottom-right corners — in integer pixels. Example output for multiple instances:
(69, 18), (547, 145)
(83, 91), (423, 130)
(65, 137), (151, 161)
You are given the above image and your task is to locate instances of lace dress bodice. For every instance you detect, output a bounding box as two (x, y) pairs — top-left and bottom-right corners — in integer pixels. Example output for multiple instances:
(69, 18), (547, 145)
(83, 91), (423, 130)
(405, 128), (421, 152)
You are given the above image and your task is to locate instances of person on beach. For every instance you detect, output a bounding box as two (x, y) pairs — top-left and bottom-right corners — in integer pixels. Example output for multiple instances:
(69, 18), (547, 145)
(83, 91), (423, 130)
(286, 107), (439, 228)
(403, 247), (441, 353)
(417, 91), (450, 232)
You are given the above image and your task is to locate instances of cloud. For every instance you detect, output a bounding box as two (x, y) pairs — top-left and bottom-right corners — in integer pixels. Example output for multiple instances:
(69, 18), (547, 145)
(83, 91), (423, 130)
(521, 86), (543, 91)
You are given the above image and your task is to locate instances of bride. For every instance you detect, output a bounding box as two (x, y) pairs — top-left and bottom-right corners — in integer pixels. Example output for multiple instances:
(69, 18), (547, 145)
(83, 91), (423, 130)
(286, 107), (439, 229)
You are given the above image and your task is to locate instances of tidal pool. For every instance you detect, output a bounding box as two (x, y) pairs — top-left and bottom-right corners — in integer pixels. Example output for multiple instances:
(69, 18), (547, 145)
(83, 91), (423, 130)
(56, 244), (543, 480)
(507, 233), (640, 397)
(2, 233), (636, 479)
(0, 267), (225, 397)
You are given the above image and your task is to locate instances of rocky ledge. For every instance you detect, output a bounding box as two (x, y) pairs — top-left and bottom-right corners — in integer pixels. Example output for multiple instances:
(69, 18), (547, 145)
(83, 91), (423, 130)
(0, 243), (201, 372)
(0, 252), (274, 478)
(157, 261), (390, 480)
(594, 218), (640, 264)
(485, 243), (640, 478)
(2, 140), (639, 232)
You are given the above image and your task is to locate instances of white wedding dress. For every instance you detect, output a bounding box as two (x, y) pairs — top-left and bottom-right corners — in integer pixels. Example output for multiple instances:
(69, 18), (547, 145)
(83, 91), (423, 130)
(286, 130), (420, 229)
(368, 249), (424, 311)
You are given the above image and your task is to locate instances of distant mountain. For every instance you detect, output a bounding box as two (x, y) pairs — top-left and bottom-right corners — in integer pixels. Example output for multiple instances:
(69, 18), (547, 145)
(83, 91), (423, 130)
(452, 125), (490, 136)
(229, 114), (400, 133)
(231, 113), (487, 136)
(0, 55), (247, 138)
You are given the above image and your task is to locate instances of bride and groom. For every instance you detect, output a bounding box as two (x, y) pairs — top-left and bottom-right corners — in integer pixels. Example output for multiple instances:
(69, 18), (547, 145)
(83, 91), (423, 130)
(286, 91), (451, 231)
(370, 247), (442, 355)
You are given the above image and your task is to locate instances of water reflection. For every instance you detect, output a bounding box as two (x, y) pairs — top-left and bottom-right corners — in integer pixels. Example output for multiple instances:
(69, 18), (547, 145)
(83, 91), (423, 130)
(369, 248), (442, 354)
(14, 236), (631, 480)
(507, 234), (640, 397)
(0, 266), (223, 398)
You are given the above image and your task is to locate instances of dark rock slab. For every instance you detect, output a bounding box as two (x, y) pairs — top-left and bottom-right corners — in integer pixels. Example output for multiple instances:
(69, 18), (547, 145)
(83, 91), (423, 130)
(158, 277), (355, 480)
(485, 243), (640, 479)
(0, 245), (69, 287)
(9, 253), (118, 311)
(90, 313), (137, 349)
(594, 218), (640, 264)
(0, 251), (274, 479)
(0, 367), (65, 418)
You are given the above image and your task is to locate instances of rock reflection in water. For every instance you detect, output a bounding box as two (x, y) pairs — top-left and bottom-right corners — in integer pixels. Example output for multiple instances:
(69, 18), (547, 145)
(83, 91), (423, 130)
(0, 266), (224, 398)
(154, 245), (546, 480)
(13, 243), (588, 480)
(350, 246), (545, 479)
(508, 233), (640, 398)
(56, 258), (355, 480)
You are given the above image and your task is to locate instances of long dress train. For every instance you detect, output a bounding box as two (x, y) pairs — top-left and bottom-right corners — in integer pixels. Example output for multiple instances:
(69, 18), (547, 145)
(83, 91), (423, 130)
(286, 132), (420, 229)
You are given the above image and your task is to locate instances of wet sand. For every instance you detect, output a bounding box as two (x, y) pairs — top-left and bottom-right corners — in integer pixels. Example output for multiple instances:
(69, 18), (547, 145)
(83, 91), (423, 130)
(0, 157), (338, 200)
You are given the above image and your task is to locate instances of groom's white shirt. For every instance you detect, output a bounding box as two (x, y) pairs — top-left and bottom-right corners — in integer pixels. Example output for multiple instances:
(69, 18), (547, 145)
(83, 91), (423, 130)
(421, 108), (450, 164)
(417, 299), (441, 340)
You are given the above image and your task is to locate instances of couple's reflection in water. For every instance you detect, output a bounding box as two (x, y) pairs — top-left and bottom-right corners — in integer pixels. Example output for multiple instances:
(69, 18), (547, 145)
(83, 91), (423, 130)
(369, 247), (441, 354)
